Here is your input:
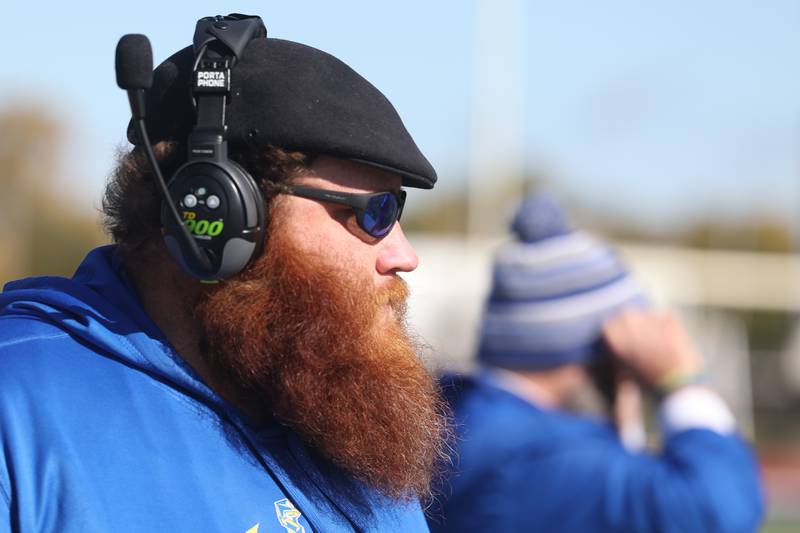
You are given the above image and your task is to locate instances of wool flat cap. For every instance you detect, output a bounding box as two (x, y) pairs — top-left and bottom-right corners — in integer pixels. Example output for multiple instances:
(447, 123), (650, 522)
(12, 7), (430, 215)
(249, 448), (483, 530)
(128, 36), (437, 189)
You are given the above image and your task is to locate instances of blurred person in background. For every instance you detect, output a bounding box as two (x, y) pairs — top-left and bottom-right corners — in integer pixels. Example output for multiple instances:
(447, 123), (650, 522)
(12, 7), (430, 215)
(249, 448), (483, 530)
(427, 195), (763, 532)
(0, 14), (449, 532)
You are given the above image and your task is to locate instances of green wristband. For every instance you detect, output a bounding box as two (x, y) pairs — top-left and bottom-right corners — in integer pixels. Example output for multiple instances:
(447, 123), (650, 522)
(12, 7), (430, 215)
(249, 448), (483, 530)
(654, 368), (708, 398)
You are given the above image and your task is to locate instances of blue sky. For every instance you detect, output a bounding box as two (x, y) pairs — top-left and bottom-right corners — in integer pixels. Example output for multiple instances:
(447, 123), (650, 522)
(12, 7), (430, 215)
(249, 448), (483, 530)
(3, 1), (799, 234)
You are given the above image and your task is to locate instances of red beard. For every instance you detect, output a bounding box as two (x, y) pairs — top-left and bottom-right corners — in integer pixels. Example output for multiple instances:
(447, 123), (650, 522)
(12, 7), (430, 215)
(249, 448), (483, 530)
(194, 221), (450, 501)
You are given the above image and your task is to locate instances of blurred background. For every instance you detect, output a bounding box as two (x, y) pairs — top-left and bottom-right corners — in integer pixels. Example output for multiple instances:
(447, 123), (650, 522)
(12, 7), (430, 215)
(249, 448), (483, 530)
(2, 2), (798, 530)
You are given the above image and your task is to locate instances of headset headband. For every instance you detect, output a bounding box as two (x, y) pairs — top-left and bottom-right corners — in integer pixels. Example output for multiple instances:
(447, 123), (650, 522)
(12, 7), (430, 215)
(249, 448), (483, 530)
(188, 15), (267, 163)
(193, 14), (266, 61)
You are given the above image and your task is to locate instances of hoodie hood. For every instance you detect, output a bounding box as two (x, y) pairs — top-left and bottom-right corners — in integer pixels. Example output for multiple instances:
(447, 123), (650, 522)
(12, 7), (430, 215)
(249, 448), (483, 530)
(0, 245), (231, 419)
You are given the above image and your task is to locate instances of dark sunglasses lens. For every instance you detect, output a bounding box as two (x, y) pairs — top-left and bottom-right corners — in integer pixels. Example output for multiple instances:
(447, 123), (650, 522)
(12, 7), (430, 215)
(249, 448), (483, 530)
(362, 193), (399, 237)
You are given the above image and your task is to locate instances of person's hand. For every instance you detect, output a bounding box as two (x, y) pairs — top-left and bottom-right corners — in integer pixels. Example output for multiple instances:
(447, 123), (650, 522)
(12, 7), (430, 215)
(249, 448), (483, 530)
(602, 309), (703, 391)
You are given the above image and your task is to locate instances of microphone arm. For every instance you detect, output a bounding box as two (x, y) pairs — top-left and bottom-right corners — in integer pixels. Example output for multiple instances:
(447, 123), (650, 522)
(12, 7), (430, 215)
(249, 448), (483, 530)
(116, 33), (213, 278)
(129, 113), (213, 275)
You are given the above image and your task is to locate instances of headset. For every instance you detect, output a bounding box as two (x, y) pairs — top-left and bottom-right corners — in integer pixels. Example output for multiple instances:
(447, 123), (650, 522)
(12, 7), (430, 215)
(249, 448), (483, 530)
(116, 14), (267, 281)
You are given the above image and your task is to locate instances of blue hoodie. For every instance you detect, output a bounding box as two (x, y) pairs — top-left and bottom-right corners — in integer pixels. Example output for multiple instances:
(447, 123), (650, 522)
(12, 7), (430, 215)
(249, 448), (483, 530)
(427, 373), (763, 533)
(0, 246), (429, 533)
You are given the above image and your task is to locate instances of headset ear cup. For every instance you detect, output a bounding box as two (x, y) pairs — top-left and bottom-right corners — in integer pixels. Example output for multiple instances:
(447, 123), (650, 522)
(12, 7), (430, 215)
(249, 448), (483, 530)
(162, 161), (265, 280)
(228, 160), (266, 259)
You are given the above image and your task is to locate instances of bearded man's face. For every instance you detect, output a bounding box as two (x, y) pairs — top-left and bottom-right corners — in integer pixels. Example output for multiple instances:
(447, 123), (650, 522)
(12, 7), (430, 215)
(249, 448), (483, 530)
(194, 156), (450, 501)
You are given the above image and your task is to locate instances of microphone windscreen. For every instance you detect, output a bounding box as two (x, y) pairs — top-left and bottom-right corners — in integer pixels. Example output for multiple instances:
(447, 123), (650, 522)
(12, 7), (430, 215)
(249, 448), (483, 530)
(116, 34), (153, 90)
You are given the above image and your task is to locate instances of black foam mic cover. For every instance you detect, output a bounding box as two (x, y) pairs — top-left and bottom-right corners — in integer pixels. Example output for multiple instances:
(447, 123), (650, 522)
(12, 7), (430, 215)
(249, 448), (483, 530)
(115, 34), (154, 90)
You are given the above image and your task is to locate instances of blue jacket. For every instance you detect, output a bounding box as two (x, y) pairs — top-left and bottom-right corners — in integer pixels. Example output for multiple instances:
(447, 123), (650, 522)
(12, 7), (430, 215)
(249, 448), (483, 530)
(428, 373), (763, 533)
(0, 246), (429, 533)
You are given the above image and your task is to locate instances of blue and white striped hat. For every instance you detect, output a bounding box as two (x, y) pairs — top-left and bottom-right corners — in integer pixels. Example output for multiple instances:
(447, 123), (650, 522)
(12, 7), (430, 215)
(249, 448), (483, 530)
(477, 194), (647, 370)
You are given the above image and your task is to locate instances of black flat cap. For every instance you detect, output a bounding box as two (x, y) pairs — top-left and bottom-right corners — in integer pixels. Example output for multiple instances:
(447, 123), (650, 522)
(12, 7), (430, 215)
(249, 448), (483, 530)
(128, 37), (437, 189)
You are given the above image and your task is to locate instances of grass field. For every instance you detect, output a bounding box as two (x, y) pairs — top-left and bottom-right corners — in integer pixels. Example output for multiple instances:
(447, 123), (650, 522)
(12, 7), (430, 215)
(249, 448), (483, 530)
(762, 518), (800, 533)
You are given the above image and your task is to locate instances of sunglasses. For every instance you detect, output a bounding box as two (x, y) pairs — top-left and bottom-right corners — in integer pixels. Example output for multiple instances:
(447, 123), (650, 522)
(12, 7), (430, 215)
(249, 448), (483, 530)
(282, 185), (407, 238)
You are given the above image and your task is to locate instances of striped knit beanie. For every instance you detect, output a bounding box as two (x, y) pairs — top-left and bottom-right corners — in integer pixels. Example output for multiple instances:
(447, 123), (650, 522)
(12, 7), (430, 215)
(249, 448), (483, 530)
(477, 194), (647, 370)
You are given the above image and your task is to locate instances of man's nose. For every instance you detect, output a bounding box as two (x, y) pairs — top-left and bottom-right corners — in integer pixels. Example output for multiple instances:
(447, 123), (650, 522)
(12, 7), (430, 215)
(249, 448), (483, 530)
(375, 223), (419, 275)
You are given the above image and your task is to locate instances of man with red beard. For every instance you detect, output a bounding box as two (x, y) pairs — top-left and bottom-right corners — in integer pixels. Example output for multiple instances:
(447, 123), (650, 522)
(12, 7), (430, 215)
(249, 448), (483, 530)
(0, 15), (448, 533)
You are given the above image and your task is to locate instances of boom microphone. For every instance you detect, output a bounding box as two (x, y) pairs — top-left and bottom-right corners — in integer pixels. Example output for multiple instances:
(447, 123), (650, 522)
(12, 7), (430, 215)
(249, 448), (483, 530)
(115, 34), (213, 276)
(115, 34), (153, 90)
(115, 34), (153, 120)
